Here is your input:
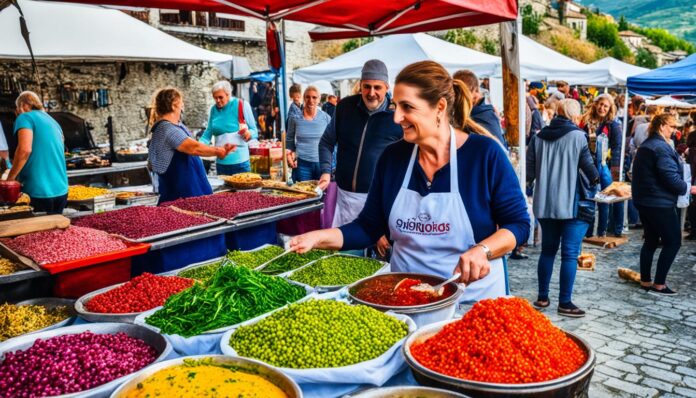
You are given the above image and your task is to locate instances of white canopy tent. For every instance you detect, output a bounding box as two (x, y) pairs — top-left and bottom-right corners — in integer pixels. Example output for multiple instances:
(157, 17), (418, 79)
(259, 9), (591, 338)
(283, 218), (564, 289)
(0, 0), (251, 78)
(589, 57), (649, 86)
(293, 33), (500, 85)
(646, 96), (696, 109)
(511, 35), (613, 86)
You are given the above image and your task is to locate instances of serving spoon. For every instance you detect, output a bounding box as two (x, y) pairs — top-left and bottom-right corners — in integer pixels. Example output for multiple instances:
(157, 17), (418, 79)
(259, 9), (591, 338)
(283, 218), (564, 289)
(394, 273), (461, 296)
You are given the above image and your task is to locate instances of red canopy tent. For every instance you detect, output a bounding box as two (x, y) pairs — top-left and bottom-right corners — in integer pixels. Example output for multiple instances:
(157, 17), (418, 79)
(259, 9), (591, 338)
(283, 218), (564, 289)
(49, 0), (516, 38)
(39, 0), (524, 184)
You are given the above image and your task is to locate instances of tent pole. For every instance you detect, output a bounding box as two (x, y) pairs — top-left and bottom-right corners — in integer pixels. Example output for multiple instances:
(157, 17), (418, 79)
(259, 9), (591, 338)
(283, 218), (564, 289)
(619, 88), (629, 182)
(279, 19), (289, 135)
(516, 15), (526, 193)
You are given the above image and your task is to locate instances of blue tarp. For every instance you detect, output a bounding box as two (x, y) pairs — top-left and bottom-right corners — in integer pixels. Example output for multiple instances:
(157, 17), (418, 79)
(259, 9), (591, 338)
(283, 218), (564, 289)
(627, 53), (696, 96)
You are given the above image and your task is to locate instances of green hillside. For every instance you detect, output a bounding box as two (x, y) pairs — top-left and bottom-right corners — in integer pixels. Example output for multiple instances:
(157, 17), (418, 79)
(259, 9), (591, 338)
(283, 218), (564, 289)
(583, 0), (696, 44)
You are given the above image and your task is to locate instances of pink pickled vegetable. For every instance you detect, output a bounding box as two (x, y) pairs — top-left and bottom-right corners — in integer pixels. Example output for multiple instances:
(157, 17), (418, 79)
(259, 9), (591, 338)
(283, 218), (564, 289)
(2, 226), (127, 265)
(73, 206), (212, 239)
(0, 331), (157, 397)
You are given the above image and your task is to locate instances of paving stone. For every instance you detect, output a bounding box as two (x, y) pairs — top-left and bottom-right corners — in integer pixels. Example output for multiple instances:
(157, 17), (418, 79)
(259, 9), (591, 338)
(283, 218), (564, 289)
(624, 373), (642, 383)
(677, 367), (696, 378)
(607, 341), (631, 351)
(643, 353), (661, 361)
(604, 377), (660, 397)
(642, 377), (674, 392)
(640, 365), (683, 384)
(685, 376), (696, 390)
(599, 346), (628, 357)
(623, 355), (673, 370)
(661, 358), (682, 365)
(667, 353), (693, 362)
(596, 364), (625, 378)
(675, 387), (696, 398)
(605, 360), (638, 374)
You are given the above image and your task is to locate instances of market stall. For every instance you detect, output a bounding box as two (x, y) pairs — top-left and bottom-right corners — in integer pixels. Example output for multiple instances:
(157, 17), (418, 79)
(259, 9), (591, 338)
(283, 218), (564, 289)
(0, 1), (601, 397)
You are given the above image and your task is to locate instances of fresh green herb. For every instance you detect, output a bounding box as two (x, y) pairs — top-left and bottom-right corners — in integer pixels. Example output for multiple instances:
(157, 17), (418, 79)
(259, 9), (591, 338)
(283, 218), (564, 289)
(146, 266), (306, 337)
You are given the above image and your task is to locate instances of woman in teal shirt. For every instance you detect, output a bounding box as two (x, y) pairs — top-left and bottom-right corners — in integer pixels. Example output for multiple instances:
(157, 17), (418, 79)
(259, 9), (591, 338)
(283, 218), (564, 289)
(200, 81), (258, 176)
(8, 91), (68, 214)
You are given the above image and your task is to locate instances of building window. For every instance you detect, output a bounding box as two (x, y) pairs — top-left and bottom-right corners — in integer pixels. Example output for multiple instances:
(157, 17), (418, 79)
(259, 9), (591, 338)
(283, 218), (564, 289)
(160, 10), (194, 25)
(122, 10), (150, 23)
(209, 12), (245, 31)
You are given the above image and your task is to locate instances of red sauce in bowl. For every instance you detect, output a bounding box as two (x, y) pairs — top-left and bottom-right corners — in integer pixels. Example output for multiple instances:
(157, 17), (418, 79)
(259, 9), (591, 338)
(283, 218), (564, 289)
(351, 274), (456, 306)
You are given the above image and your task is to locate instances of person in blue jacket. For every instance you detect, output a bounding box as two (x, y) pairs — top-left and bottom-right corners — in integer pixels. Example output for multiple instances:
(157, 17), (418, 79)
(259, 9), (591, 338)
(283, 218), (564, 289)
(581, 94), (624, 237)
(148, 88), (235, 203)
(200, 81), (257, 176)
(453, 69), (507, 149)
(317, 59), (403, 256)
(632, 113), (687, 296)
(291, 61), (530, 302)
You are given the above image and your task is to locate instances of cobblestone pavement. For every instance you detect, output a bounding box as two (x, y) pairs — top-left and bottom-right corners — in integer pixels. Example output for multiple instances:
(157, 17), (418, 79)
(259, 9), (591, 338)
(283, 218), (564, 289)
(508, 229), (696, 397)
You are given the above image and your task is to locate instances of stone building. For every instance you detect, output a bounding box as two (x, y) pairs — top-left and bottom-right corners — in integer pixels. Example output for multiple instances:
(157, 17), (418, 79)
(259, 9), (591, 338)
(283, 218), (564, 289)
(0, 7), (319, 147)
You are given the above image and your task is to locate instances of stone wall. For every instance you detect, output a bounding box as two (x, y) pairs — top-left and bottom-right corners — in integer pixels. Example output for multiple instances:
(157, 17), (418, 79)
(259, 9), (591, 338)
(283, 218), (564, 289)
(0, 61), (223, 147)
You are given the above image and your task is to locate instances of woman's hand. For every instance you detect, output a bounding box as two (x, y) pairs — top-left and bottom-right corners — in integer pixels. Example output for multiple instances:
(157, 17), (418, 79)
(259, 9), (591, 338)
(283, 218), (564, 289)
(289, 231), (324, 254)
(454, 246), (490, 285)
(691, 185), (696, 195)
(239, 123), (251, 142)
(216, 144), (236, 159)
(287, 151), (297, 168)
(318, 173), (331, 190)
(376, 235), (391, 257)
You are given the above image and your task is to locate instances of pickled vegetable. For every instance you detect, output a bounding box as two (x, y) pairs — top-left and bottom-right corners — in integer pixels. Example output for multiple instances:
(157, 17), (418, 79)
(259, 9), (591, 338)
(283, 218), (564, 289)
(68, 185), (111, 201)
(229, 300), (409, 368)
(0, 303), (71, 342)
(226, 245), (284, 268)
(289, 255), (383, 287)
(260, 249), (333, 275)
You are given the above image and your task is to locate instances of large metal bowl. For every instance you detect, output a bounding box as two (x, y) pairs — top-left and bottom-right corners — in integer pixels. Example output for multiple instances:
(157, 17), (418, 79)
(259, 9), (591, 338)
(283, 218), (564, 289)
(15, 297), (77, 334)
(109, 355), (302, 398)
(0, 322), (172, 398)
(347, 386), (470, 397)
(402, 319), (595, 398)
(347, 272), (463, 327)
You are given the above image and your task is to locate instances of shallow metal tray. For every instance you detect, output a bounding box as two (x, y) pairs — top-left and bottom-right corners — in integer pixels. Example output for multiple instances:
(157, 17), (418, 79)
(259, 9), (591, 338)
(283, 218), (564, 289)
(109, 355), (303, 398)
(226, 190), (322, 221)
(284, 253), (390, 292)
(0, 322), (172, 398)
(117, 217), (226, 243)
(0, 268), (48, 284)
(7, 298), (77, 337)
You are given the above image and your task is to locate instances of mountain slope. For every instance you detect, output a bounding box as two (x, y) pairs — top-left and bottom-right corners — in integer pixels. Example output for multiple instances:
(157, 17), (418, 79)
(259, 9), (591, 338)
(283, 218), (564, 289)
(583, 0), (696, 44)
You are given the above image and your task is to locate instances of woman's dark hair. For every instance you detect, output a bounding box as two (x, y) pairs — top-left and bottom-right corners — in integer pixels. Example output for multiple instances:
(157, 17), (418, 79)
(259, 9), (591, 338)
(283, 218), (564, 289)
(150, 87), (182, 125)
(648, 113), (676, 138)
(395, 61), (493, 138)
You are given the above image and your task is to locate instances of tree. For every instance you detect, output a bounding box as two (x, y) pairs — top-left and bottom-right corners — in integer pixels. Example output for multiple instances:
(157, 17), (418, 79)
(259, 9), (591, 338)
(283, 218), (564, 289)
(522, 4), (543, 36)
(443, 29), (477, 48)
(618, 15), (629, 32)
(586, 14), (618, 49)
(609, 41), (632, 61)
(635, 48), (657, 69)
(342, 37), (374, 53)
(482, 38), (499, 55)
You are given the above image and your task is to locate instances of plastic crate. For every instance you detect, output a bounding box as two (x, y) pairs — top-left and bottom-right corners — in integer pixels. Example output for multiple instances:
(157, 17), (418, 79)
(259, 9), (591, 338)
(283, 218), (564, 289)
(52, 257), (132, 298)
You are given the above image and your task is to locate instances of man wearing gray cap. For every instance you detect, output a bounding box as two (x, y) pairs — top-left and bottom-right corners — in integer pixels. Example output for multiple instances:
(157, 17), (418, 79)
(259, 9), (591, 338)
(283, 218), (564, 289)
(318, 59), (403, 254)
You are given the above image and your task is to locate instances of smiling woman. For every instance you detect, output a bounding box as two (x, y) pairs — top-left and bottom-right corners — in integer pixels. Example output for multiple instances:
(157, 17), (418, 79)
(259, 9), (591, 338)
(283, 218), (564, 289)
(290, 61), (530, 303)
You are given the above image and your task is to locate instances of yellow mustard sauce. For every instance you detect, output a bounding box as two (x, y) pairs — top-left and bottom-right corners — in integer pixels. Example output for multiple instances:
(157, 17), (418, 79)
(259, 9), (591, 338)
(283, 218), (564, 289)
(120, 363), (289, 398)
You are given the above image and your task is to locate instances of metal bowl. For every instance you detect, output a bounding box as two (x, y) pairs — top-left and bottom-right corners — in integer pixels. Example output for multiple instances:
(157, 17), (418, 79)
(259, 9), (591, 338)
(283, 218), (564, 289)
(347, 272), (463, 327)
(74, 282), (142, 323)
(15, 297), (77, 334)
(109, 355), (302, 398)
(0, 322), (172, 398)
(347, 386), (470, 397)
(403, 319), (596, 398)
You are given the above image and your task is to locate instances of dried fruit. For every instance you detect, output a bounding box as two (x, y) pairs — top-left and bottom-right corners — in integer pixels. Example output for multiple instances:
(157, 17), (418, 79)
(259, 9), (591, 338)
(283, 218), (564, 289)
(68, 185), (111, 201)
(161, 192), (300, 219)
(74, 206), (212, 239)
(2, 226), (127, 265)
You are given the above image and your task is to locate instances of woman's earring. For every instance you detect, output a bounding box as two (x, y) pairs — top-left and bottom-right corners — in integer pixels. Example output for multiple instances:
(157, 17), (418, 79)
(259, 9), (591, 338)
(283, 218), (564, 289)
(436, 115), (441, 128)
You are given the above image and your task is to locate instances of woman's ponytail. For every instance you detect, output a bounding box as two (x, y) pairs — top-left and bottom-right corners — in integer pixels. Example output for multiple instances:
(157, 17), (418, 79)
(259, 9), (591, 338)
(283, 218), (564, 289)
(452, 79), (495, 139)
